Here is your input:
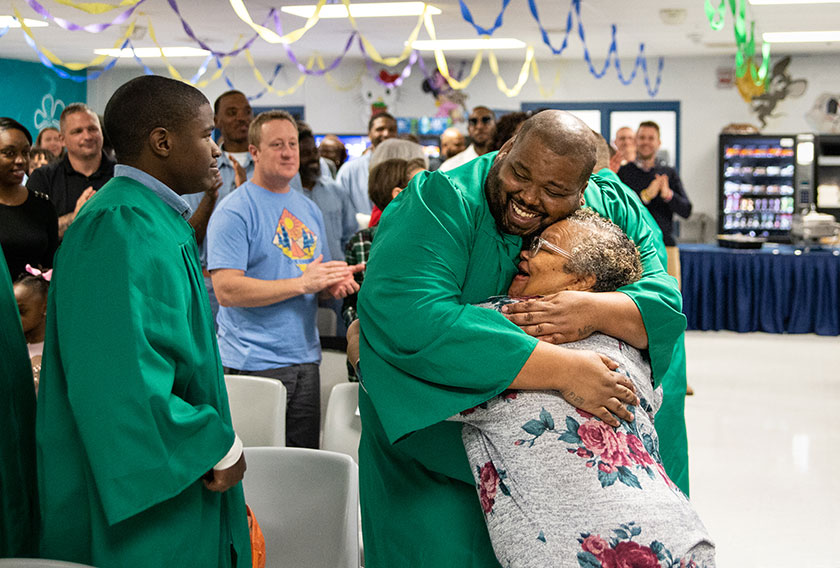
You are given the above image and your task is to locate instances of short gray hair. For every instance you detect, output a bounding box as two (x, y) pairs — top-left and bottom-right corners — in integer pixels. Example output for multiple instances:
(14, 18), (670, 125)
(561, 208), (642, 292)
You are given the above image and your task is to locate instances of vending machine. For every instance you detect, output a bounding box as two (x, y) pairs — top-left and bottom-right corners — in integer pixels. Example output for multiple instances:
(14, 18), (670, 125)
(718, 134), (798, 241)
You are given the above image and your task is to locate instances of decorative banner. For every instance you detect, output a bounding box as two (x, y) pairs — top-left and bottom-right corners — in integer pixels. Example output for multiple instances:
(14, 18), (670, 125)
(529, 59), (563, 98)
(319, 55), (366, 92)
(704, 0), (770, 87)
(345, 0), (428, 67)
(526, 0), (663, 96)
(458, 0), (512, 36)
(359, 38), (418, 88)
(228, 0), (326, 44)
(52, 0), (143, 15)
(423, 12), (484, 90)
(15, 7), (135, 71)
(168, 0), (262, 58)
(488, 47), (534, 98)
(24, 0), (146, 33)
(145, 17), (238, 88)
(270, 10), (357, 76)
(243, 48), (308, 96)
(23, 32), (124, 81)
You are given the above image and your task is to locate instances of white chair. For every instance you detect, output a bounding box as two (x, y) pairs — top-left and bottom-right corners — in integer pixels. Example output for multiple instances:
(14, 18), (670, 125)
(319, 350), (350, 438)
(224, 374), (286, 447)
(242, 447), (360, 568)
(322, 383), (361, 463)
(0, 561), (95, 567)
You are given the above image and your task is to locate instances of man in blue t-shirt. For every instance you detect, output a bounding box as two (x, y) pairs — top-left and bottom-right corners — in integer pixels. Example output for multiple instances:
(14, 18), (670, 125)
(207, 110), (362, 448)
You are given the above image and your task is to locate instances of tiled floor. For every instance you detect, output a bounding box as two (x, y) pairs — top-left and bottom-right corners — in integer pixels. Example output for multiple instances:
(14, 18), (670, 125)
(684, 331), (840, 567)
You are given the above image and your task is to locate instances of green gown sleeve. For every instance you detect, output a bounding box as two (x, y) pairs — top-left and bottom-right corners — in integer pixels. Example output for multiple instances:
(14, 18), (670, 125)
(585, 172), (686, 385)
(43, 203), (235, 526)
(0, 247), (38, 557)
(358, 168), (538, 444)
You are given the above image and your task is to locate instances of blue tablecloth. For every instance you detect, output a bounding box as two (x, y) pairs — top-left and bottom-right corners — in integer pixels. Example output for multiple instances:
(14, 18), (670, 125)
(680, 243), (840, 335)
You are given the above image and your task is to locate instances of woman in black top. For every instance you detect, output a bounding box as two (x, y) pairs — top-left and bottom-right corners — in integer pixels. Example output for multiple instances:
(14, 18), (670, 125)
(0, 118), (58, 280)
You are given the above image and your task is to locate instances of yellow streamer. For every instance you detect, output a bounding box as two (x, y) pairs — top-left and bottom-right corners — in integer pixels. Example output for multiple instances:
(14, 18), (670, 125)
(228, 0), (326, 44)
(244, 49), (308, 97)
(423, 12), (483, 90)
(15, 7), (135, 71)
(487, 47), (534, 98)
(52, 0), (142, 15)
(316, 55), (364, 92)
(344, 0), (428, 67)
(530, 59), (563, 99)
(146, 17), (237, 88)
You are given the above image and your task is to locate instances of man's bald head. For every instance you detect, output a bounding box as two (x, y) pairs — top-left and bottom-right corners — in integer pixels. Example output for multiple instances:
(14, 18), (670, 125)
(439, 127), (466, 160)
(590, 130), (612, 173)
(513, 110), (596, 188)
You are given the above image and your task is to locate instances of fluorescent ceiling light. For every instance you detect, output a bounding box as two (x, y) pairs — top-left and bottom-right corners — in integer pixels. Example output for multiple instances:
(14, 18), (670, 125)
(762, 30), (840, 42)
(0, 15), (48, 27)
(281, 2), (441, 18)
(93, 47), (210, 58)
(750, 0), (840, 4)
(411, 38), (526, 50)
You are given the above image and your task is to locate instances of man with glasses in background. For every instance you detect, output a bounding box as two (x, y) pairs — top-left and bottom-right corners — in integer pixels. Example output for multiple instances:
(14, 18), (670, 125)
(439, 106), (497, 172)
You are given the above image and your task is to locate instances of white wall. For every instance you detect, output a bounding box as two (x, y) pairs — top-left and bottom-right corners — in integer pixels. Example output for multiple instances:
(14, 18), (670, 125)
(87, 52), (839, 221)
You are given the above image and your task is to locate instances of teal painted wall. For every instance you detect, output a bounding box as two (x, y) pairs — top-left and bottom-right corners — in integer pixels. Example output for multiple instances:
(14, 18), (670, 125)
(0, 58), (86, 142)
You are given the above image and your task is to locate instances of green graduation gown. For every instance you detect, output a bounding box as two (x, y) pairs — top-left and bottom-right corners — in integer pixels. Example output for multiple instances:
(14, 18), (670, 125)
(357, 154), (686, 567)
(37, 177), (251, 567)
(596, 168), (690, 495)
(0, 247), (38, 557)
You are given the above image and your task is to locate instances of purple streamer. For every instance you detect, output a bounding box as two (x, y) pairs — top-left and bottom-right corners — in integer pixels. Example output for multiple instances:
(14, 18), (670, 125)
(268, 11), (356, 76)
(167, 0), (262, 58)
(358, 38), (418, 88)
(24, 0), (145, 33)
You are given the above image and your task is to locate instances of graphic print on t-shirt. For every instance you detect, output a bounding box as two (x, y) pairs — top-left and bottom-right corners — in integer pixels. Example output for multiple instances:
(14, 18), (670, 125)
(273, 208), (318, 272)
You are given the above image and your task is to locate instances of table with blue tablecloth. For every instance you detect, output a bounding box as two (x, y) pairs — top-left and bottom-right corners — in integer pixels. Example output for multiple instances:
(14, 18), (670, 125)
(679, 243), (840, 335)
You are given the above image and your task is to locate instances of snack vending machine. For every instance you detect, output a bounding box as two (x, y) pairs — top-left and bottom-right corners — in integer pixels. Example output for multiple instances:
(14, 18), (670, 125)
(718, 134), (797, 241)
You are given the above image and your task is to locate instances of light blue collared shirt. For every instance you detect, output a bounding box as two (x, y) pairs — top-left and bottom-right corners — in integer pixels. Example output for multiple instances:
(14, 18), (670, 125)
(114, 164), (192, 220)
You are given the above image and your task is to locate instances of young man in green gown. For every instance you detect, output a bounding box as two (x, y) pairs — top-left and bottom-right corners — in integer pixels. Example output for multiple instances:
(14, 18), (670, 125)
(356, 111), (686, 566)
(0, 248), (38, 557)
(36, 76), (251, 567)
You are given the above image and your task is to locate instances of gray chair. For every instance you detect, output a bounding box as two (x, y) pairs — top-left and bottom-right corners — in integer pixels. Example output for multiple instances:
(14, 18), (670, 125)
(224, 374), (286, 447)
(243, 447), (360, 568)
(322, 382), (361, 463)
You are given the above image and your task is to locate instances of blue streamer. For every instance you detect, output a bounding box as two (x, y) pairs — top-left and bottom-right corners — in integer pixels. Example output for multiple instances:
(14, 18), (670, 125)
(458, 0), (512, 36)
(22, 33), (124, 82)
(0, 26), (9, 38)
(126, 41), (155, 76)
(458, 0), (664, 97)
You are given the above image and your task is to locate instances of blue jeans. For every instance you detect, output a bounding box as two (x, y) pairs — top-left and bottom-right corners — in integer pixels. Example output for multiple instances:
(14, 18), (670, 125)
(223, 363), (320, 448)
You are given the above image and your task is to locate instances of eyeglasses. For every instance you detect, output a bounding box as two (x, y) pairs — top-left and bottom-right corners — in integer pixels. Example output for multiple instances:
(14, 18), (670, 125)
(468, 116), (493, 126)
(530, 237), (573, 260)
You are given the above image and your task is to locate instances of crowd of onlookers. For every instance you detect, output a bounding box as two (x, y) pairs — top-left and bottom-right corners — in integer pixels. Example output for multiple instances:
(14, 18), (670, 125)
(1, 93), (690, 449)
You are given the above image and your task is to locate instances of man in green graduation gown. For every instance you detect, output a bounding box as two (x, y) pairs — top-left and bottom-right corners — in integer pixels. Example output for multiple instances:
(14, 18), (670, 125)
(356, 111), (686, 566)
(0, 247), (38, 558)
(37, 76), (251, 567)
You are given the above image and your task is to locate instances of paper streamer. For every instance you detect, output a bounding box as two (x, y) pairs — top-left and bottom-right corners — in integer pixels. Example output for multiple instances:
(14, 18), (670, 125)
(422, 12), (484, 90)
(228, 0), (325, 44)
(458, 0), (512, 37)
(488, 47), (534, 98)
(0, 26), (9, 38)
(346, 0), (428, 67)
(243, 48), (308, 96)
(167, 0), (263, 58)
(359, 39), (418, 88)
(52, 0), (143, 15)
(23, 32), (124, 81)
(704, 0), (769, 84)
(270, 10), (357, 77)
(15, 7), (136, 71)
(145, 17), (238, 88)
(529, 59), (563, 98)
(24, 0), (146, 33)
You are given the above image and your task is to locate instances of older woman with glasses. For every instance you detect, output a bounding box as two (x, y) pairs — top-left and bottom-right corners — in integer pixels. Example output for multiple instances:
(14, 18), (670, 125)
(449, 208), (715, 568)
